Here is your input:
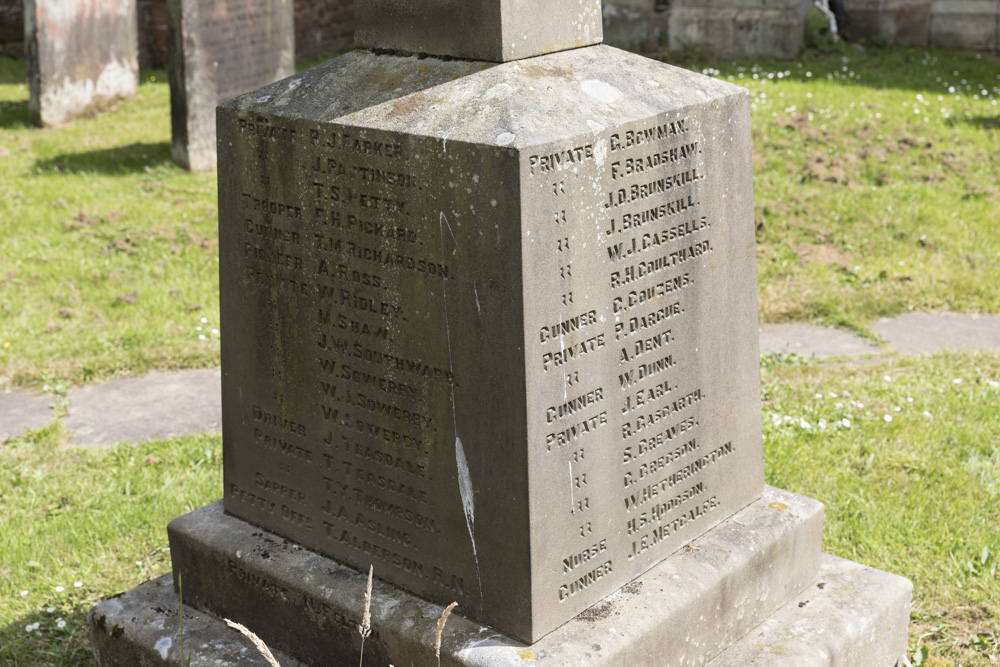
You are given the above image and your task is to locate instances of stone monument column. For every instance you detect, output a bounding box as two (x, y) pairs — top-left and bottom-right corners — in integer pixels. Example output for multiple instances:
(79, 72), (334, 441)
(89, 1), (913, 665)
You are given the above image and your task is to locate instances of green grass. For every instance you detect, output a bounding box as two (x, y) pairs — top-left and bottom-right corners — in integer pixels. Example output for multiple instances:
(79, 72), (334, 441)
(1, 43), (999, 666)
(674, 45), (1000, 337)
(762, 351), (1000, 665)
(0, 426), (222, 665)
(0, 61), (220, 391)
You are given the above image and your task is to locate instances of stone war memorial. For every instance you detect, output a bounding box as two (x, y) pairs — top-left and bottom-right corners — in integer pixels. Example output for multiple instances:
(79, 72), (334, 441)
(89, 0), (913, 664)
(25, 0), (138, 127)
(167, 0), (294, 171)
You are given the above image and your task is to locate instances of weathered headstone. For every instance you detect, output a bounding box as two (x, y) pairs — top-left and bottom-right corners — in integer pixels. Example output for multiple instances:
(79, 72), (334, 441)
(167, 0), (294, 171)
(25, 0), (138, 127)
(840, 0), (932, 47)
(929, 0), (1000, 51)
(90, 0), (912, 664)
(666, 0), (813, 60)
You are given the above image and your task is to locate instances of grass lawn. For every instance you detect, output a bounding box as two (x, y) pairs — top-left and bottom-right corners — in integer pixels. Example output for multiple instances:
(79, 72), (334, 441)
(0, 62), (220, 392)
(1, 42), (998, 665)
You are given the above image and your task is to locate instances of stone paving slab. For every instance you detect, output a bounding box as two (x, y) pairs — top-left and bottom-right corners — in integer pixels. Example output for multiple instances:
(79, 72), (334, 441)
(872, 312), (1000, 355)
(0, 389), (54, 442)
(759, 323), (880, 358)
(65, 369), (221, 446)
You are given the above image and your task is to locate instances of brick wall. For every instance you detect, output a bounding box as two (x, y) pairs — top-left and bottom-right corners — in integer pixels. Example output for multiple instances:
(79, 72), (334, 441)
(137, 0), (168, 68)
(1, 0), (354, 65)
(0, 0), (22, 58)
(296, 0), (354, 61)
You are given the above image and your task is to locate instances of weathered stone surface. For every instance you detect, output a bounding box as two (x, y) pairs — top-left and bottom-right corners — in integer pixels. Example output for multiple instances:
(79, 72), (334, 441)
(89, 575), (307, 667)
(667, 0), (812, 60)
(354, 0), (603, 62)
(167, 0), (294, 171)
(127, 0), (357, 69)
(709, 554), (912, 666)
(602, 0), (670, 53)
(0, 389), (53, 441)
(872, 311), (1000, 355)
(759, 323), (880, 358)
(841, 0), (932, 46)
(215, 44), (762, 643)
(87, 487), (820, 666)
(25, 0), (138, 127)
(930, 0), (999, 50)
(65, 369), (221, 446)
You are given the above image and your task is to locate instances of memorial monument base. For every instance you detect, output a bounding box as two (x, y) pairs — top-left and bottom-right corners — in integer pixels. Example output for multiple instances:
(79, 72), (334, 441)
(89, 487), (911, 667)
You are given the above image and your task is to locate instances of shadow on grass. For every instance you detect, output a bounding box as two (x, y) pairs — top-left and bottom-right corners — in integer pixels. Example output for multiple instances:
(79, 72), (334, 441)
(34, 142), (173, 175)
(964, 115), (1000, 130)
(0, 99), (31, 129)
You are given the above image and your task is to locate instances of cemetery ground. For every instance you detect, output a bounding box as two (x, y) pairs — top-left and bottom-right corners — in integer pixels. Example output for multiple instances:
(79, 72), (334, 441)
(0, 44), (998, 666)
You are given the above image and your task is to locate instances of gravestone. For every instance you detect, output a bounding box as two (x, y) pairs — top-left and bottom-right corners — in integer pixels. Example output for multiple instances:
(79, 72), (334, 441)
(167, 0), (294, 171)
(929, 0), (1000, 51)
(89, 0), (912, 664)
(666, 0), (813, 60)
(25, 0), (138, 127)
(840, 0), (932, 47)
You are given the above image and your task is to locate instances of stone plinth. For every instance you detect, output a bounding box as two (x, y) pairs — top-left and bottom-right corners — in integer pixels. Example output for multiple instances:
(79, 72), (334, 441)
(89, 488), (911, 666)
(25, 0), (138, 127)
(216, 44), (762, 643)
(167, 0), (294, 171)
(354, 0), (603, 61)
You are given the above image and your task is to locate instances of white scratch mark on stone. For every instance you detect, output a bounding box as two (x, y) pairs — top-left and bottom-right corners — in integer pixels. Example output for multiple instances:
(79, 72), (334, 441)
(496, 132), (515, 146)
(456, 437), (476, 544)
(154, 637), (172, 660)
(474, 282), (481, 315)
(442, 126), (457, 153)
(440, 211), (458, 249)
(439, 211), (484, 609)
(568, 460), (575, 513)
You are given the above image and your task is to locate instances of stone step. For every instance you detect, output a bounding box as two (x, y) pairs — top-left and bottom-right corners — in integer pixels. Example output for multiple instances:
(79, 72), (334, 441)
(708, 554), (912, 667)
(91, 486), (824, 666)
